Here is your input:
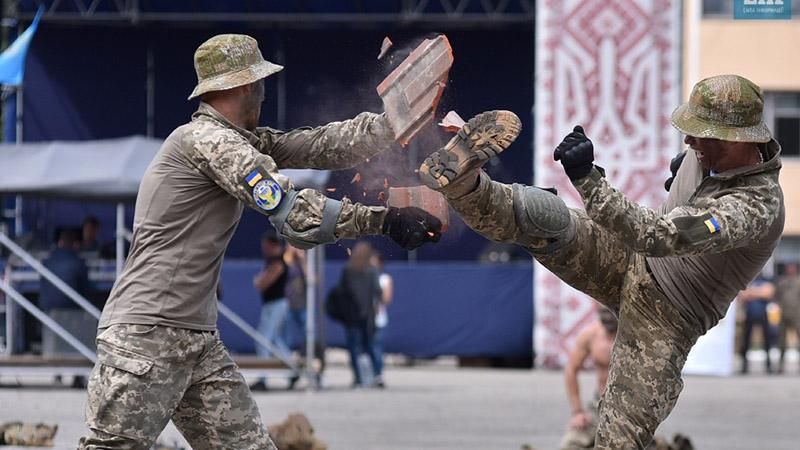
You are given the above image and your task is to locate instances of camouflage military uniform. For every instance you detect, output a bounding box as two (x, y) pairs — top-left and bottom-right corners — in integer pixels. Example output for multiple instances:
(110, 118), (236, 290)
(433, 76), (784, 449)
(775, 271), (800, 372)
(81, 35), (397, 449)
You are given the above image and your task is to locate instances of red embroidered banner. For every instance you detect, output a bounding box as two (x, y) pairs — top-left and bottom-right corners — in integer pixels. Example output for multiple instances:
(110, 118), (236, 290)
(534, 0), (681, 368)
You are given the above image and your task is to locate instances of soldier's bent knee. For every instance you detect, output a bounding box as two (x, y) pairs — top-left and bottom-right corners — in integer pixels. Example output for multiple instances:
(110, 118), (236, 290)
(512, 184), (574, 249)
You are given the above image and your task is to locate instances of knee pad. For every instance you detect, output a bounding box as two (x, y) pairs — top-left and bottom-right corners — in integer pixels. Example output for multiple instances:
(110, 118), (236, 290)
(512, 184), (573, 241)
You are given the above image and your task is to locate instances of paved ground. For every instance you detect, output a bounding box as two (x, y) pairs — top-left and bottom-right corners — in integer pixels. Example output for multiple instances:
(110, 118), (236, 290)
(1, 356), (798, 450)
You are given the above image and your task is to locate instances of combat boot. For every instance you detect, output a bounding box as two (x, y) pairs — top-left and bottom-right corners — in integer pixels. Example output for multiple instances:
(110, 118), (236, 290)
(420, 110), (521, 198)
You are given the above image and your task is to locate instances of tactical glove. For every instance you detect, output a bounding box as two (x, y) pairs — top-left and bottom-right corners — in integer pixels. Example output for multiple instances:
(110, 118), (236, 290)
(664, 151), (687, 192)
(553, 125), (594, 181)
(382, 206), (442, 250)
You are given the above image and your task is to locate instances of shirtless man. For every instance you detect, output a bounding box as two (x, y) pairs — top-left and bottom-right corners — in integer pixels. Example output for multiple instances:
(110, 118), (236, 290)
(561, 308), (618, 450)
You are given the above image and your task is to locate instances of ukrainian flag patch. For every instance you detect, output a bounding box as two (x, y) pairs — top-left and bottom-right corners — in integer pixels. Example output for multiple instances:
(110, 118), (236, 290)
(245, 170), (263, 187)
(704, 217), (720, 234)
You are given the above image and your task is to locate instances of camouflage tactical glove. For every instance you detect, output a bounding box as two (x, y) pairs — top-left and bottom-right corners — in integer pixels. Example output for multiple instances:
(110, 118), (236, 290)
(382, 206), (442, 250)
(554, 125), (594, 181)
(664, 151), (687, 192)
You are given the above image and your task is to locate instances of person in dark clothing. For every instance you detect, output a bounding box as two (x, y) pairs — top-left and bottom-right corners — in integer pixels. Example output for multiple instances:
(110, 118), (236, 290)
(80, 216), (101, 253)
(251, 230), (290, 391)
(739, 274), (776, 374)
(40, 228), (95, 388)
(340, 241), (383, 388)
(40, 229), (92, 312)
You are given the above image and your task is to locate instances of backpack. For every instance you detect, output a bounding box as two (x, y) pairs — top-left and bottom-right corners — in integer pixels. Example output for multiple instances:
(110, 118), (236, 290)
(326, 269), (382, 325)
(325, 279), (348, 323)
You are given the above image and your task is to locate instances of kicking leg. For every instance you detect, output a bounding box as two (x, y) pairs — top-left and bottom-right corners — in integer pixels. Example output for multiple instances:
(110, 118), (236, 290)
(420, 112), (630, 309)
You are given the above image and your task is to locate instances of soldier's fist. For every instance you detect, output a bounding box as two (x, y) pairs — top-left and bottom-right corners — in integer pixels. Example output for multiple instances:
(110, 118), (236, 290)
(554, 125), (594, 181)
(382, 206), (442, 250)
(664, 151), (686, 192)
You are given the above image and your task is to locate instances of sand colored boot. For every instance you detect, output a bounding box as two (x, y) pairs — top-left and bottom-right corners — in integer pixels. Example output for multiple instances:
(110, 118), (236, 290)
(419, 110), (521, 198)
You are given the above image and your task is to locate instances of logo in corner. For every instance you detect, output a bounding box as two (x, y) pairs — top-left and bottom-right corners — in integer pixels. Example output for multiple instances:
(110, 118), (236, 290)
(252, 179), (283, 211)
(735, 0), (791, 20)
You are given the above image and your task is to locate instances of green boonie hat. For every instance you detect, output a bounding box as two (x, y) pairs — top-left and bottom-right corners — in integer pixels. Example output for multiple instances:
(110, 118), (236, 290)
(188, 34), (284, 100)
(671, 74), (772, 143)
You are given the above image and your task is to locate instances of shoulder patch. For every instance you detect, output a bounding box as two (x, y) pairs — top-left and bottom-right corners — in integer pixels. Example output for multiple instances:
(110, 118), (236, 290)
(252, 178), (283, 211)
(674, 212), (721, 246)
(703, 216), (721, 234)
(245, 169), (263, 187)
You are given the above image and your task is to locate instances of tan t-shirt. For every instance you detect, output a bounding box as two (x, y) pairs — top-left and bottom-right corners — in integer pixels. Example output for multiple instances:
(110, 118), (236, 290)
(99, 104), (393, 330)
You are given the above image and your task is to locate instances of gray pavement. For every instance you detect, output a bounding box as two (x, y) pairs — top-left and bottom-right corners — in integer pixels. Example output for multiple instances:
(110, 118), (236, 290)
(1, 359), (799, 450)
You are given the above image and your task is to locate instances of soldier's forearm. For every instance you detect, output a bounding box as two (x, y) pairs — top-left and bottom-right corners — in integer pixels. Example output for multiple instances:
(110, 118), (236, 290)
(565, 371), (583, 413)
(573, 167), (677, 256)
(334, 201), (388, 240)
(275, 188), (387, 248)
(264, 112), (396, 170)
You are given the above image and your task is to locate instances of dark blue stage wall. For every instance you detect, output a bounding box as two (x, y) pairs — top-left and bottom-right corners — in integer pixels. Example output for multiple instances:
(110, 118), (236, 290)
(19, 25), (534, 260)
(218, 260), (534, 358)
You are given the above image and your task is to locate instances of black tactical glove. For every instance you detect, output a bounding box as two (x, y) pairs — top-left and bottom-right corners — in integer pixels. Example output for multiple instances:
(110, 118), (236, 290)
(553, 125), (594, 181)
(382, 206), (442, 251)
(664, 151), (687, 192)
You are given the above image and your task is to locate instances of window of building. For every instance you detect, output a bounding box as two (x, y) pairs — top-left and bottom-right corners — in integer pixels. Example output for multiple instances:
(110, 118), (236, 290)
(703, 0), (732, 16)
(765, 92), (800, 157)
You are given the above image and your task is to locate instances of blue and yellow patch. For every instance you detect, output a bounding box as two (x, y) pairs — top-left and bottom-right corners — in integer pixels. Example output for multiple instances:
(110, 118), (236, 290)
(245, 170), (264, 187)
(252, 179), (283, 211)
(704, 217), (720, 234)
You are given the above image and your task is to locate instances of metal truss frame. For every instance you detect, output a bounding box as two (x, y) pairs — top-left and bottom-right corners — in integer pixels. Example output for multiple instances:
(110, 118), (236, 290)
(6, 0), (534, 28)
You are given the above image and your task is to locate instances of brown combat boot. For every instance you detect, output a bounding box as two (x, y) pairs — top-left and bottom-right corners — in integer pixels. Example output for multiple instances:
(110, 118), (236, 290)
(419, 110), (521, 198)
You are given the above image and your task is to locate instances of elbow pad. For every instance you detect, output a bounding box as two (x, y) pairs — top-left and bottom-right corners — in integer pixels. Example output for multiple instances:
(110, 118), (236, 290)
(268, 188), (343, 250)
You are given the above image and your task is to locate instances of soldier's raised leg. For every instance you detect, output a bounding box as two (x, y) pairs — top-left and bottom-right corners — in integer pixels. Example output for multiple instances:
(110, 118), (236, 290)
(419, 110), (632, 310)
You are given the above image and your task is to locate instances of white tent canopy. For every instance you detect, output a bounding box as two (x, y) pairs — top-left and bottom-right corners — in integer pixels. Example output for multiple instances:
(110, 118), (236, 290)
(0, 136), (329, 201)
(0, 136), (161, 201)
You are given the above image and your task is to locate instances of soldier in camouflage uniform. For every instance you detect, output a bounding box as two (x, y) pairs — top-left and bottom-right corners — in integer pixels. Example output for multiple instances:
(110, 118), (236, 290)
(79, 34), (442, 449)
(419, 75), (785, 449)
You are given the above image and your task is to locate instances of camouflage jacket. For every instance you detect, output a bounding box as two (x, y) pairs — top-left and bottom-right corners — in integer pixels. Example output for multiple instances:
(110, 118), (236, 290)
(99, 103), (394, 330)
(574, 141), (785, 331)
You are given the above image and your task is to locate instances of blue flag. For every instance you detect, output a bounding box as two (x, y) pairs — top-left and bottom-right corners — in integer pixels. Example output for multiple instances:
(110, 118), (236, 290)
(0, 7), (44, 86)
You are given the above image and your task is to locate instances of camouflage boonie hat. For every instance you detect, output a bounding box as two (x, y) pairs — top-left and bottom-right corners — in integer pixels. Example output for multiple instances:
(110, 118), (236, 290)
(188, 34), (283, 100)
(671, 74), (772, 143)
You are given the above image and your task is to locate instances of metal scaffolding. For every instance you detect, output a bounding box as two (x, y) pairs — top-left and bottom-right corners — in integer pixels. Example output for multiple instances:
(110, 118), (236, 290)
(8, 0), (535, 28)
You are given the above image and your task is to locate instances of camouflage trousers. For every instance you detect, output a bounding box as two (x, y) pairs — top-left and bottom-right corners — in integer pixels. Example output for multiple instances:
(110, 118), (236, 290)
(78, 324), (276, 450)
(449, 172), (698, 450)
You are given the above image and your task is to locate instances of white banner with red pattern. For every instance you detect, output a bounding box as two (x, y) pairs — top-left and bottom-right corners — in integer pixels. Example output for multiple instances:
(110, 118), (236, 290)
(533, 0), (681, 368)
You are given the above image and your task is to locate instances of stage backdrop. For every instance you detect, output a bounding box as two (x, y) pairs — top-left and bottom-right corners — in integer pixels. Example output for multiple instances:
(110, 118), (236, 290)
(534, 0), (681, 368)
